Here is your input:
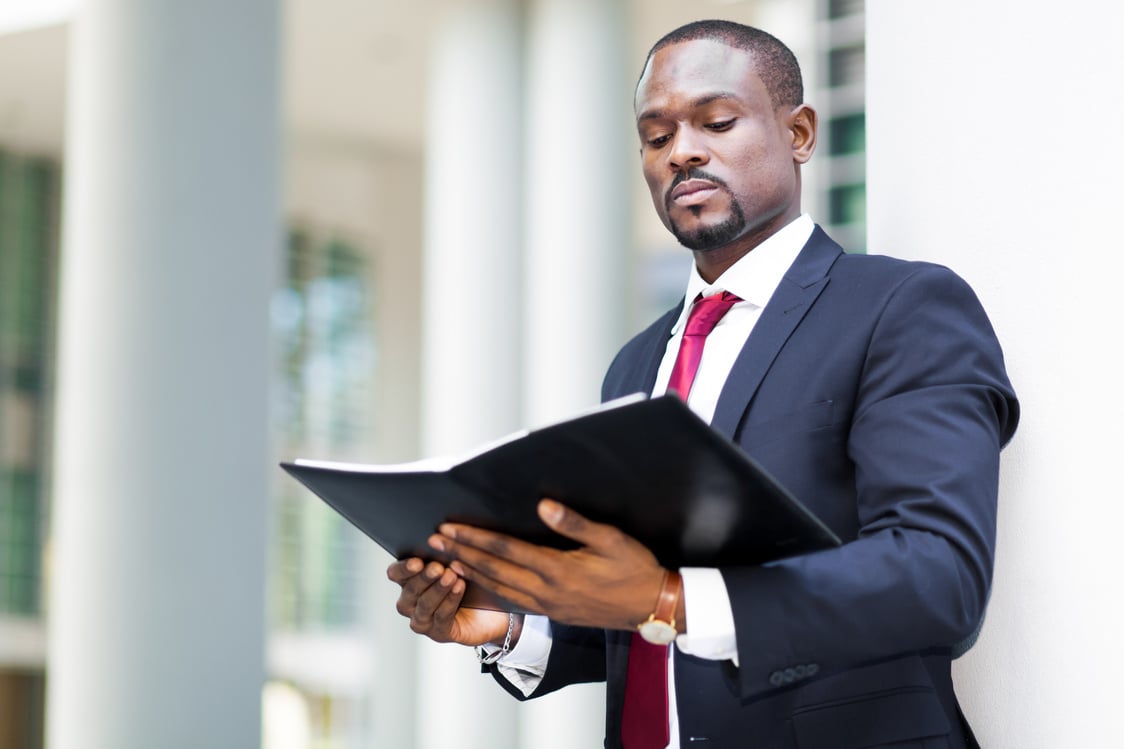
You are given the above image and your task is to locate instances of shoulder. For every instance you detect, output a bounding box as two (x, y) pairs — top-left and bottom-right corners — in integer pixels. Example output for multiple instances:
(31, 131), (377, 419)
(825, 250), (986, 315)
(600, 303), (680, 402)
(835, 253), (1018, 443)
(794, 227), (970, 300)
(832, 249), (958, 283)
(823, 251), (1001, 360)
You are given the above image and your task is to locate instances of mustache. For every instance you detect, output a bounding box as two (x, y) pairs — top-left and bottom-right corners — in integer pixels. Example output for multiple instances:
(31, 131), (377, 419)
(665, 168), (729, 209)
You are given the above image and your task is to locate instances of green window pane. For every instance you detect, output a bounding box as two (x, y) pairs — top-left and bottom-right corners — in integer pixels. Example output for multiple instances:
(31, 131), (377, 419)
(829, 113), (866, 156)
(829, 45), (865, 88)
(0, 148), (56, 619)
(0, 471), (42, 614)
(829, 183), (867, 226)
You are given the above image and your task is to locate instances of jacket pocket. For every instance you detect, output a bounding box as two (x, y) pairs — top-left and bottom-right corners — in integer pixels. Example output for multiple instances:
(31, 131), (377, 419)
(790, 686), (951, 748)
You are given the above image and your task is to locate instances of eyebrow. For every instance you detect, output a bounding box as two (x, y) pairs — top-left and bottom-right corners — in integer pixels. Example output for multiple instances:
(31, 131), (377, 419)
(637, 91), (742, 122)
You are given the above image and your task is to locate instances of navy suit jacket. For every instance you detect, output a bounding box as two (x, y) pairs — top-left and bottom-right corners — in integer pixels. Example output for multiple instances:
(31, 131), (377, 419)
(490, 228), (1018, 748)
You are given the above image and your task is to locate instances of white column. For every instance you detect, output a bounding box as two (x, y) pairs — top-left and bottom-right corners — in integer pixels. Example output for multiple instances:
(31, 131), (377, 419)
(416, 2), (523, 747)
(47, 0), (279, 747)
(516, 0), (628, 745)
(421, 2), (524, 452)
(866, 2), (1124, 746)
(522, 0), (631, 426)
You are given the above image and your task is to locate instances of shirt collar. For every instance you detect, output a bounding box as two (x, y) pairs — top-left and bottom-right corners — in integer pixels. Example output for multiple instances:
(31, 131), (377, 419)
(671, 214), (815, 335)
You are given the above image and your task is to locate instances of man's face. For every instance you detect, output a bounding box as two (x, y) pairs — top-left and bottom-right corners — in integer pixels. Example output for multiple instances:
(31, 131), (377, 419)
(635, 39), (804, 252)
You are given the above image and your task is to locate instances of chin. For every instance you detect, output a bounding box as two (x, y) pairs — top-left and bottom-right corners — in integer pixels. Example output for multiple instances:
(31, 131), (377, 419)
(669, 200), (747, 252)
(672, 219), (745, 252)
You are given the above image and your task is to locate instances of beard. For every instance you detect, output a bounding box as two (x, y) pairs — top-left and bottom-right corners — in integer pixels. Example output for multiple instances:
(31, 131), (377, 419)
(670, 198), (747, 251)
(664, 169), (748, 251)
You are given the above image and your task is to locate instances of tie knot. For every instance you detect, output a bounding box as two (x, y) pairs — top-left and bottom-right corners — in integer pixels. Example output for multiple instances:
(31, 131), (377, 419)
(684, 291), (741, 337)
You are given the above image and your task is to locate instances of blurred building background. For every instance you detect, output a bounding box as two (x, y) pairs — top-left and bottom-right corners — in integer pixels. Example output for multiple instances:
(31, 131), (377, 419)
(1, 0), (1120, 747)
(0, 1), (863, 746)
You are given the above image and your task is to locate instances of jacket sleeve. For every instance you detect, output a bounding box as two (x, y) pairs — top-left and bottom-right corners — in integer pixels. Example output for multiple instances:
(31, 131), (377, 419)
(721, 264), (1018, 701)
(486, 622), (608, 700)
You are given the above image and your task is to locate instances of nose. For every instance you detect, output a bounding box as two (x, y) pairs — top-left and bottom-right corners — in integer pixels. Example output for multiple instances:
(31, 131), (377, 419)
(668, 128), (708, 171)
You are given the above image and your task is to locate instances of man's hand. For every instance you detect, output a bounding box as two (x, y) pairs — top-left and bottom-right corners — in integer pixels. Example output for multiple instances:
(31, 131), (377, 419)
(386, 557), (514, 646)
(428, 499), (675, 632)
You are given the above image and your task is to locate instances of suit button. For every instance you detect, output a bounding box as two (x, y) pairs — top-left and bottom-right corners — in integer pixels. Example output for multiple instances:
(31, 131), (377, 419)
(769, 671), (785, 686)
(793, 665), (807, 679)
(807, 663), (819, 676)
(782, 668), (796, 683)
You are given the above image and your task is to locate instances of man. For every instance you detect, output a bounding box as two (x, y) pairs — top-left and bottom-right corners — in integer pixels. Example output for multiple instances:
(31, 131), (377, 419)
(389, 20), (1018, 749)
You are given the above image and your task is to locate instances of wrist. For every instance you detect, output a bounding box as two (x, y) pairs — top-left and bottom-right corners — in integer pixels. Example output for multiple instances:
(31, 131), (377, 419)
(491, 613), (524, 649)
(636, 569), (684, 645)
(478, 612), (520, 665)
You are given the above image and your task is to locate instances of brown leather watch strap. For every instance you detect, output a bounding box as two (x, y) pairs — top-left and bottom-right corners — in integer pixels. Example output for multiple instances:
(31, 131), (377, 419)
(652, 570), (683, 626)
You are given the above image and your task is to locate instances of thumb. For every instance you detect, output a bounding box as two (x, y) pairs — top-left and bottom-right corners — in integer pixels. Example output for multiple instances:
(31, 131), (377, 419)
(538, 499), (616, 548)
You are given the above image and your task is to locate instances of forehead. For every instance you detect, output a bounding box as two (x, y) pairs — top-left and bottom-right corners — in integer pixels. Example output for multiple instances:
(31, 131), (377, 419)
(635, 39), (762, 116)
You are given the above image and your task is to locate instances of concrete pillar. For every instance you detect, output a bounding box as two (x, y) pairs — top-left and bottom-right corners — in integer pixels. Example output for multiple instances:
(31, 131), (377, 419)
(514, 0), (631, 743)
(866, 2), (1124, 746)
(46, 0), (279, 747)
(416, 1), (524, 747)
(522, 0), (631, 427)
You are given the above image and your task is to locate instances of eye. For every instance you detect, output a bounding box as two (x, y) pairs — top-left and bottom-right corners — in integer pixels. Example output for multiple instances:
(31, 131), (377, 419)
(646, 133), (673, 148)
(705, 119), (736, 131)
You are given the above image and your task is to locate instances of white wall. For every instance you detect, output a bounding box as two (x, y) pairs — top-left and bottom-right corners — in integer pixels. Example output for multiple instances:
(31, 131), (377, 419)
(866, 2), (1124, 746)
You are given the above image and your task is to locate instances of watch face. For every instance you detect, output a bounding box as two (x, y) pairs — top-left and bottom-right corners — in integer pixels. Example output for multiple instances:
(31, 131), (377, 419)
(638, 620), (677, 645)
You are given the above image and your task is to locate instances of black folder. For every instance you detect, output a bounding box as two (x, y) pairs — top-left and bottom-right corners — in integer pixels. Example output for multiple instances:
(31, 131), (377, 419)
(281, 395), (841, 610)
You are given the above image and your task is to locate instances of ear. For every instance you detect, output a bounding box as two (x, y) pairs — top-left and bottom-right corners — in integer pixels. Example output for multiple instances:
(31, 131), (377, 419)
(788, 104), (818, 164)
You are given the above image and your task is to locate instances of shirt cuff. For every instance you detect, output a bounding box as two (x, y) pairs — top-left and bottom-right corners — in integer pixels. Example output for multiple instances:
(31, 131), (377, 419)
(489, 614), (552, 697)
(675, 567), (739, 666)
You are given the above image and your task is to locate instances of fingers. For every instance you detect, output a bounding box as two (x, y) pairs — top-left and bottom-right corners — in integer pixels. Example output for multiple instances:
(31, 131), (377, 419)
(387, 557), (467, 640)
(426, 501), (637, 616)
(386, 557), (425, 584)
(446, 559), (546, 616)
(393, 503), (655, 633)
(429, 529), (548, 595)
(433, 500), (620, 565)
(410, 565), (465, 634)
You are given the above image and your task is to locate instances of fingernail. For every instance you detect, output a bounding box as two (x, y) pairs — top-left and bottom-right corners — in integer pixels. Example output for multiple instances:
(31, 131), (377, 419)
(449, 561), (466, 576)
(428, 535), (445, 552)
(438, 524), (456, 539)
(539, 499), (562, 525)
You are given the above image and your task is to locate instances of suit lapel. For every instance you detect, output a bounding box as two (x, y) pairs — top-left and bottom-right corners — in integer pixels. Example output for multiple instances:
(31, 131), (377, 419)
(617, 305), (680, 397)
(709, 227), (843, 440)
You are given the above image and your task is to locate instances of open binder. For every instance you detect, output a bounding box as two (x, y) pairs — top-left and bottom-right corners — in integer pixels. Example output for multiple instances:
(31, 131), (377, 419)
(281, 395), (840, 610)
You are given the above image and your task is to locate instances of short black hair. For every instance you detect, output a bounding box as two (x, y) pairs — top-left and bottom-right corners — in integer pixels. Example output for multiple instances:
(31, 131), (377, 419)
(643, 20), (804, 110)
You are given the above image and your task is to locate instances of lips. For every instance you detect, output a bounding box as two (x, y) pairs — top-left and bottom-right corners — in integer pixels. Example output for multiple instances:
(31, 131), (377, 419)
(668, 178), (720, 207)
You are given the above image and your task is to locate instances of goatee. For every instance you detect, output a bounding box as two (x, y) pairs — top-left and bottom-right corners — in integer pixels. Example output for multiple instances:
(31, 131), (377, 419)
(671, 199), (747, 251)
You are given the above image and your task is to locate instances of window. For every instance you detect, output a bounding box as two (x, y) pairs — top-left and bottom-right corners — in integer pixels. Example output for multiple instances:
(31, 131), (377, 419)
(829, 113), (866, 157)
(828, 45), (865, 88)
(272, 229), (376, 630)
(0, 150), (58, 618)
(829, 0), (865, 20)
(829, 183), (867, 227)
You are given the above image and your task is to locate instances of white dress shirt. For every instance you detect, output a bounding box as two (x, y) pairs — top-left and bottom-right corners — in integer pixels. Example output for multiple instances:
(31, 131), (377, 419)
(494, 215), (816, 748)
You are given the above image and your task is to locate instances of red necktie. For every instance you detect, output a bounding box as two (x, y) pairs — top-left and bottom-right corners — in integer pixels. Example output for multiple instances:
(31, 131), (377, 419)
(620, 290), (741, 749)
(666, 291), (742, 401)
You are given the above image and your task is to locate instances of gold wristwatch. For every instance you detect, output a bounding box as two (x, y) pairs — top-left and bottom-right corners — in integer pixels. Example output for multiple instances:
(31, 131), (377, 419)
(637, 570), (682, 645)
